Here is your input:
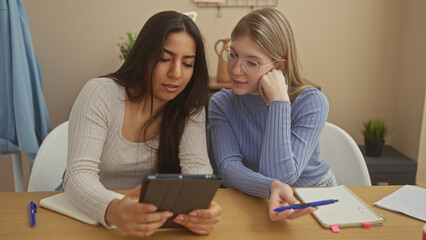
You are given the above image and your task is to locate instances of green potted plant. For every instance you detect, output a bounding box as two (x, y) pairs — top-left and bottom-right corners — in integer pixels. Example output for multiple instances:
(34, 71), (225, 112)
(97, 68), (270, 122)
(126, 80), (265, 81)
(361, 118), (391, 157)
(117, 32), (138, 60)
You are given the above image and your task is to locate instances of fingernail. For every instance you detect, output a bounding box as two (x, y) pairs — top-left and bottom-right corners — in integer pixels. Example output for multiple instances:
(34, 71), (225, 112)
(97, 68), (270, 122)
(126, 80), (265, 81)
(189, 211), (197, 217)
(166, 212), (173, 217)
(175, 215), (184, 221)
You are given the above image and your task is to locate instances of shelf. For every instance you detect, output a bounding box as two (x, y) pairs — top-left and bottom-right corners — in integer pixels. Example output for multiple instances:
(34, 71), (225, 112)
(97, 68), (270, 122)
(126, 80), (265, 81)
(359, 145), (417, 185)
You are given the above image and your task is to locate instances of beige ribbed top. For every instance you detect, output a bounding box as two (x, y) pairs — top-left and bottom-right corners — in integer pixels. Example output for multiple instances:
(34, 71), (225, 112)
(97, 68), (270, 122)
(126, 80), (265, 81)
(64, 78), (212, 227)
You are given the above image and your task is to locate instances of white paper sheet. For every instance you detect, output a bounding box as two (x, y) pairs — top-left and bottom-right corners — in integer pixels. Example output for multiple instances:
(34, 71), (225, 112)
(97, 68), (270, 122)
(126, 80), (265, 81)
(374, 185), (426, 222)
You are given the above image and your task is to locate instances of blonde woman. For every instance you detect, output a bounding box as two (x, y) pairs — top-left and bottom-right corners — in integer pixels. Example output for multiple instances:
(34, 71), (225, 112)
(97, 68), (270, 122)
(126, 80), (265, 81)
(209, 8), (337, 221)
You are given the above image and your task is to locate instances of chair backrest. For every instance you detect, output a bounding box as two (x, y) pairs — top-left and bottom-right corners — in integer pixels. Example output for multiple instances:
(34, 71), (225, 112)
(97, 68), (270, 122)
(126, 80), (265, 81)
(319, 122), (371, 186)
(207, 125), (219, 175)
(27, 121), (69, 191)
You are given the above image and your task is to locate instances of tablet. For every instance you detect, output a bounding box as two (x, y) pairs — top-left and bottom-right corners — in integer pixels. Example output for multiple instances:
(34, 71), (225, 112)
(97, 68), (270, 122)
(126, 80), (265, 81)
(139, 174), (222, 228)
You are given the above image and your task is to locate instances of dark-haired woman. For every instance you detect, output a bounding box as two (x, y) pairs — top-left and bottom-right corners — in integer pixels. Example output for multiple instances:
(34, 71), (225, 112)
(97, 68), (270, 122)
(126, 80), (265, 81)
(64, 11), (221, 237)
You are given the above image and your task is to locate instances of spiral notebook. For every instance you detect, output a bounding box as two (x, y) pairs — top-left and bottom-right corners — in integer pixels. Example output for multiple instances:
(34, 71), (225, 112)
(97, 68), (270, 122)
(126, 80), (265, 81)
(295, 185), (384, 228)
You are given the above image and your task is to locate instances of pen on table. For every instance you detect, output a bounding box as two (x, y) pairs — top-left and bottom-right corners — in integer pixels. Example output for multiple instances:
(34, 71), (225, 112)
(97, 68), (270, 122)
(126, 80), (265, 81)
(274, 199), (338, 212)
(30, 201), (37, 227)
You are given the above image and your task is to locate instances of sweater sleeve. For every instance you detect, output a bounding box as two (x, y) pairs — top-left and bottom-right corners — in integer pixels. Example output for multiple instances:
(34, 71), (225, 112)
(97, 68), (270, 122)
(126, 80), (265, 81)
(179, 107), (213, 174)
(209, 93), (274, 199)
(259, 89), (329, 185)
(64, 78), (120, 229)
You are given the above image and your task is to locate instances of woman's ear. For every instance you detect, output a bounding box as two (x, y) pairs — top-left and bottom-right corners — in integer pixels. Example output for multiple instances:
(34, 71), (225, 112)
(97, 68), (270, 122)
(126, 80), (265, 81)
(276, 59), (287, 71)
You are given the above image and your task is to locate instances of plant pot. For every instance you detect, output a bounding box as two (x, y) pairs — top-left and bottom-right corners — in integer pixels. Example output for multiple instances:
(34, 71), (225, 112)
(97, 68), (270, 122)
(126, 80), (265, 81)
(364, 139), (385, 157)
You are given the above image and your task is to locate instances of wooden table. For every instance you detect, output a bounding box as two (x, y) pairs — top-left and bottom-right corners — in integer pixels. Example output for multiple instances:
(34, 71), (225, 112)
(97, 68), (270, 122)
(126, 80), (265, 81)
(0, 186), (424, 240)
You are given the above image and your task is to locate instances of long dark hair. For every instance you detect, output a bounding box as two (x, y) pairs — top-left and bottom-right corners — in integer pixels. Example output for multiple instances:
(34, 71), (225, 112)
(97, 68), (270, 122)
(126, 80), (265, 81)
(103, 11), (209, 173)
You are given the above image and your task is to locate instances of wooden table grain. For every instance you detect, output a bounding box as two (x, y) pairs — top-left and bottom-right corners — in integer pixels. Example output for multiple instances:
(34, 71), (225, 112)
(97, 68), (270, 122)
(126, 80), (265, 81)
(0, 186), (424, 240)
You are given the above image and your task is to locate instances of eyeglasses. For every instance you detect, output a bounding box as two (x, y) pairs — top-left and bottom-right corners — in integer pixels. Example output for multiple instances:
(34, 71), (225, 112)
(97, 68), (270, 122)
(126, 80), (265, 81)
(220, 47), (282, 75)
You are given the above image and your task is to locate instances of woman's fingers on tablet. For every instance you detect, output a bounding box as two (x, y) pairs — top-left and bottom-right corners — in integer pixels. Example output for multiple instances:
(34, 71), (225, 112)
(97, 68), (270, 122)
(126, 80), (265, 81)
(185, 201), (222, 221)
(128, 202), (156, 213)
(126, 219), (168, 237)
(122, 186), (158, 214)
(108, 204), (171, 237)
(173, 202), (222, 235)
(209, 201), (223, 216)
(206, 201), (223, 217)
(173, 214), (217, 235)
(134, 211), (173, 224)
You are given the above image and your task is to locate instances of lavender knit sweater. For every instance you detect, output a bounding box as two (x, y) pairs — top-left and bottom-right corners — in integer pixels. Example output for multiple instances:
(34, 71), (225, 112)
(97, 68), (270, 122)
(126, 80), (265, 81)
(209, 88), (330, 199)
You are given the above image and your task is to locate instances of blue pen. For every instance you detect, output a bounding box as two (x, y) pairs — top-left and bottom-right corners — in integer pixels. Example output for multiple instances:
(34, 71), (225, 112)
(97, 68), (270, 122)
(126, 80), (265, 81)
(30, 201), (37, 227)
(274, 199), (338, 212)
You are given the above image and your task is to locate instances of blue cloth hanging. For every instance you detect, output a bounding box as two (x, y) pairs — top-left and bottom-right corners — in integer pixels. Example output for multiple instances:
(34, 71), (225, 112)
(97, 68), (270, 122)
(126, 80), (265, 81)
(0, 0), (51, 165)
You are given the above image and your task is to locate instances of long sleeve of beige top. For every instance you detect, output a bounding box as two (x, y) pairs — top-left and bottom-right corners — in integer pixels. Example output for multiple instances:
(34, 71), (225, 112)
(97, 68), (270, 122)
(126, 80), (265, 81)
(64, 78), (212, 228)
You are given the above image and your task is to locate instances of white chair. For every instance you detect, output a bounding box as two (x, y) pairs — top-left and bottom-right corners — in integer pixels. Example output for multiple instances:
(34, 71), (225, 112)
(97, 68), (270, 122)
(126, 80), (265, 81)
(319, 122), (371, 186)
(27, 121), (68, 191)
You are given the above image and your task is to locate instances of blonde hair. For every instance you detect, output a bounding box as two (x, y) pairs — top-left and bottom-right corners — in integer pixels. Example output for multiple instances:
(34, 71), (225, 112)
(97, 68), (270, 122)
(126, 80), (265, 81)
(231, 8), (311, 102)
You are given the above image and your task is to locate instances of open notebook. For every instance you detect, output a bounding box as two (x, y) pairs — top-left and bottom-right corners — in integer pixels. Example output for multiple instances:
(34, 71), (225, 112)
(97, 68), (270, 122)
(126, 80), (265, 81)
(295, 185), (384, 228)
(40, 191), (124, 226)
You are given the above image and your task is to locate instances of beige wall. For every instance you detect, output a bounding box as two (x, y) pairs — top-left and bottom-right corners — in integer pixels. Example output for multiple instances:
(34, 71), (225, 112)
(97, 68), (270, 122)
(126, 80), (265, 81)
(416, 89), (426, 184)
(1, 0), (425, 191)
(391, 0), (426, 160)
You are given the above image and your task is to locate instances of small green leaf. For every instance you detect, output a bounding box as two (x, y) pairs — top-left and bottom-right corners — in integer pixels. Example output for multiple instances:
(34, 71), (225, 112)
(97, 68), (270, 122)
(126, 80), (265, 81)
(117, 32), (138, 60)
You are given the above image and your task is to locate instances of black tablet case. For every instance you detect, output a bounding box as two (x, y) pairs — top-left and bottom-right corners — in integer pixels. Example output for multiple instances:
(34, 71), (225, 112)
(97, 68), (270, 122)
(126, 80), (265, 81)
(139, 174), (222, 228)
